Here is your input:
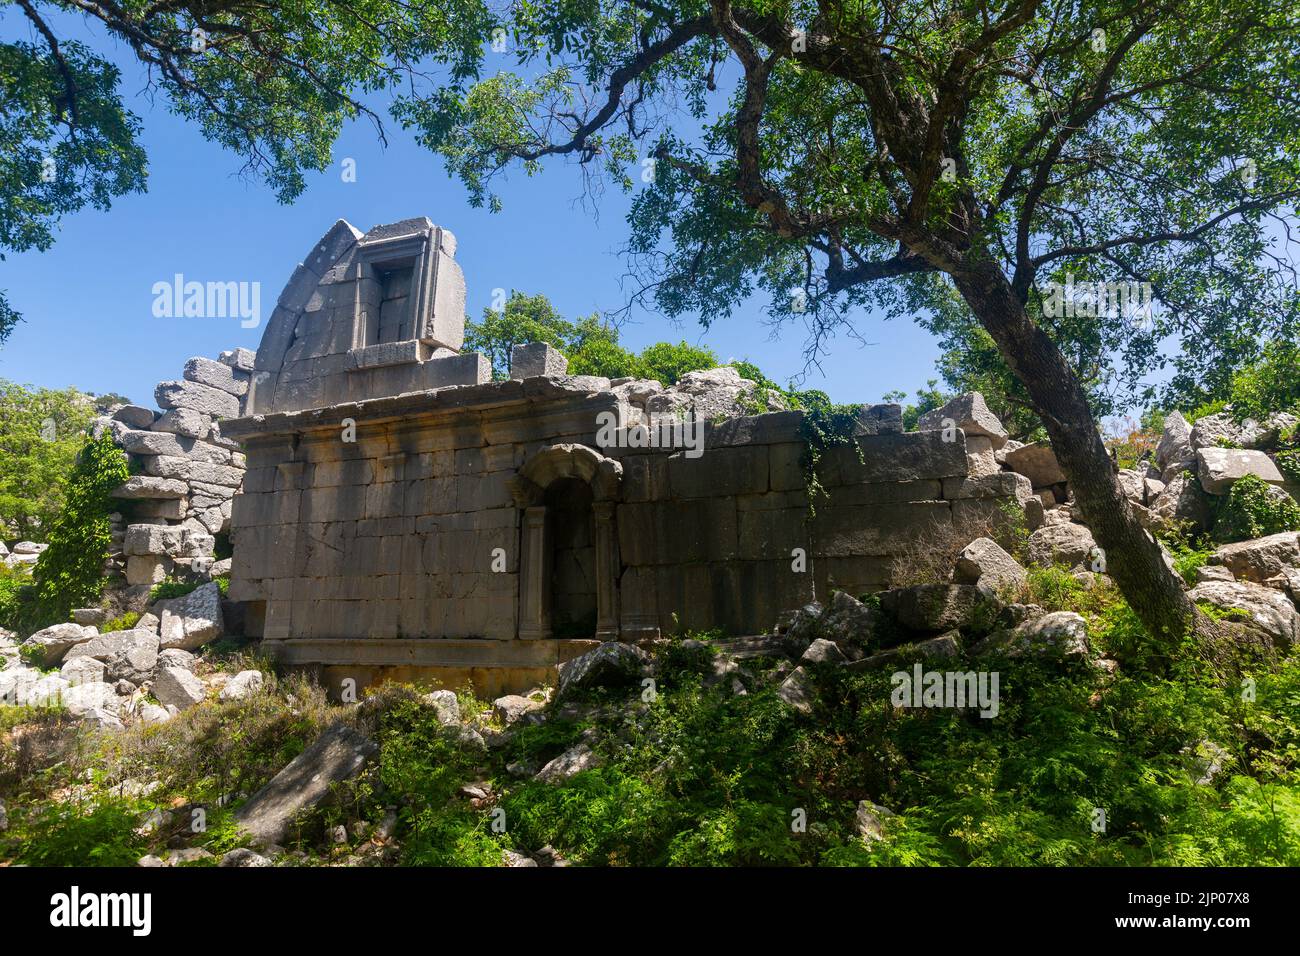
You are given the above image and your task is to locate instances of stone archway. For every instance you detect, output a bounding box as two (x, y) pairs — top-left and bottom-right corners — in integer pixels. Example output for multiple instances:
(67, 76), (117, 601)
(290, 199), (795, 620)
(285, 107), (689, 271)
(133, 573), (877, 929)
(508, 444), (622, 641)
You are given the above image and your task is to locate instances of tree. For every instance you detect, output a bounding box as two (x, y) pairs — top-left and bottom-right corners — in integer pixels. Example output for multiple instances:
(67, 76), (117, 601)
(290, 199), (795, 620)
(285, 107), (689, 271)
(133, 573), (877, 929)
(0, 0), (490, 341)
(393, 0), (1300, 647)
(0, 380), (96, 541)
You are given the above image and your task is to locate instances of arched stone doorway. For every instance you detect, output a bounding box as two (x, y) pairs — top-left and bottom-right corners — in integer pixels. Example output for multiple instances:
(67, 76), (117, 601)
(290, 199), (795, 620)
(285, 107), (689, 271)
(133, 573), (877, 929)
(509, 444), (622, 641)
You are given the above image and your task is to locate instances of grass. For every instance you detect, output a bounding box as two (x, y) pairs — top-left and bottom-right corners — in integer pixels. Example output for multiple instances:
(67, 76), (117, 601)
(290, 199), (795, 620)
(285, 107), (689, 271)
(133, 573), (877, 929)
(2, 582), (1298, 867)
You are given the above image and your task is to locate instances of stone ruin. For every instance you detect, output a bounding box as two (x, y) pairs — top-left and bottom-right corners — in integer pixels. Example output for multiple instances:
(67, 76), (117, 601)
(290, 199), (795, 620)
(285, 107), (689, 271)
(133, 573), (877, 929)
(206, 216), (1036, 696)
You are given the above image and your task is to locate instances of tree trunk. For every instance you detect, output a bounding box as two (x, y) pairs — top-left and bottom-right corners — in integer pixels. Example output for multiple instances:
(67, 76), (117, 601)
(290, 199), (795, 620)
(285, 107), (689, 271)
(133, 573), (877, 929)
(950, 260), (1213, 645)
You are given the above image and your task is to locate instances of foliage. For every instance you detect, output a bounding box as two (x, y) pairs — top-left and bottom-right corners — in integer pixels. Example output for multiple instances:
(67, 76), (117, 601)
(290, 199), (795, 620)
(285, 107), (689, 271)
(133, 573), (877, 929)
(1214, 474), (1300, 543)
(1224, 342), (1300, 420)
(1105, 416), (1159, 471)
(0, 563), (34, 632)
(0, 381), (97, 540)
(148, 579), (200, 602)
(100, 611), (141, 633)
(23, 434), (128, 631)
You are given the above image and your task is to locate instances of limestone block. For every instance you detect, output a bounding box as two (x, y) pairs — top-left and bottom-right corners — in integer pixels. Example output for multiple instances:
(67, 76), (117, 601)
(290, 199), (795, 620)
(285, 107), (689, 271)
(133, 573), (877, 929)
(124, 523), (184, 557)
(667, 445), (769, 499)
(126, 554), (173, 585)
(151, 407), (212, 439)
(916, 391), (1009, 447)
(1196, 447), (1284, 494)
(219, 347), (256, 372)
(1213, 532), (1300, 583)
(184, 356), (248, 397)
(155, 380), (241, 419)
(112, 404), (157, 429)
(142, 455), (243, 487)
(1187, 579), (1298, 648)
(1156, 411), (1193, 468)
(965, 435), (1001, 476)
(156, 582), (224, 650)
(511, 341), (569, 379)
(1026, 522), (1098, 569)
(111, 476), (188, 500)
(154, 666), (206, 710)
(128, 499), (187, 521)
(1003, 441), (1066, 486)
(955, 537), (1028, 596)
(20, 622), (96, 667)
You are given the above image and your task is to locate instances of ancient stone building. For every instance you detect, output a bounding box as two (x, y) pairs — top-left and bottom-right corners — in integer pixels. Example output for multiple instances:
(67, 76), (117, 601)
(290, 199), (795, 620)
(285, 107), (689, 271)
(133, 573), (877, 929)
(223, 217), (1031, 695)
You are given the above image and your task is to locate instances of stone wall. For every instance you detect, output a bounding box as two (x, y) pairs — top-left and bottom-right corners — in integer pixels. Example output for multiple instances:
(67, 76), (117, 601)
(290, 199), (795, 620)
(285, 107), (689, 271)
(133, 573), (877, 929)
(222, 373), (1031, 692)
(95, 349), (253, 591)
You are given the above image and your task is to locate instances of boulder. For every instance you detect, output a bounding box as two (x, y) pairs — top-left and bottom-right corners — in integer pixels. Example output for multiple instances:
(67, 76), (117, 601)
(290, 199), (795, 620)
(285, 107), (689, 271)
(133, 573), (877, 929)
(20, 622), (95, 667)
(848, 632), (961, 669)
(1213, 532), (1300, 584)
(880, 584), (998, 635)
(1156, 411), (1193, 469)
(1189, 411), (1255, 450)
(1188, 580), (1299, 648)
(1026, 522), (1099, 569)
(534, 742), (603, 783)
(422, 689), (461, 725)
(972, 611), (1092, 659)
(1116, 468), (1145, 502)
(955, 537), (1027, 597)
(60, 656), (106, 686)
(0, 667), (38, 705)
(492, 694), (543, 725)
(1196, 447), (1284, 494)
(1196, 565), (1236, 584)
(656, 366), (761, 421)
(555, 642), (649, 699)
(71, 607), (108, 627)
(915, 392), (1009, 447)
(219, 848), (272, 868)
(153, 666), (206, 710)
(776, 665), (816, 713)
(1149, 472), (1213, 530)
(22, 674), (70, 707)
(156, 583), (224, 650)
(1002, 441), (1066, 486)
(801, 638), (848, 665)
(61, 681), (123, 724)
(854, 801), (896, 843)
(817, 591), (882, 647)
(157, 648), (196, 670)
(235, 722), (377, 846)
(218, 670), (264, 701)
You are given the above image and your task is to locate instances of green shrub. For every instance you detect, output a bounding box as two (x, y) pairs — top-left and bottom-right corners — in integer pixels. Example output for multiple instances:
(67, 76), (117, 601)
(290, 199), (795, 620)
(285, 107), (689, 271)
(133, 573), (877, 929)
(101, 611), (141, 633)
(149, 579), (199, 602)
(1277, 450), (1300, 485)
(26, 434), (129, 631)
(1226, 342), (1300, 420)
(1214, 474), (1300, 542)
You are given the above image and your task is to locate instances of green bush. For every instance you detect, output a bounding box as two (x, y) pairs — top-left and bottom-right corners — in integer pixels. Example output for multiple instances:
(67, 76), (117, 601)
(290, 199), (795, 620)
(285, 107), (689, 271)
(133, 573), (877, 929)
(1214, 474), (1300, 542)
(26, 434), (129, 632)
(101, 611), (141, 633)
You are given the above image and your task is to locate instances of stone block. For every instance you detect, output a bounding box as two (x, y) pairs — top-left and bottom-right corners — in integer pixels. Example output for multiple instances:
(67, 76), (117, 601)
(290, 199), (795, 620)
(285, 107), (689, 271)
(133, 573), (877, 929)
(668, 445), (769, 498)
(184, 356), (249, 397)
(112, 404), (156, 429)
(151, 407), (212, 439)
(219, 347), (257, 372)
(111, 476), (189, 500)
(124, 523), (184, 557)
(126, 554), (173, 585)
(1196, 447), (1285, 494)
(510, 341), (569, 379)
(155, 380), (242, 419)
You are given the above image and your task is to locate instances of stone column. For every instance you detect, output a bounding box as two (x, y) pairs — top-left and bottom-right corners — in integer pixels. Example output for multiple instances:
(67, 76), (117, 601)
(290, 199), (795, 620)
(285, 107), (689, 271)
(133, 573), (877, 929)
(593, 500), (620, 640)
(517, 506), (551, 639)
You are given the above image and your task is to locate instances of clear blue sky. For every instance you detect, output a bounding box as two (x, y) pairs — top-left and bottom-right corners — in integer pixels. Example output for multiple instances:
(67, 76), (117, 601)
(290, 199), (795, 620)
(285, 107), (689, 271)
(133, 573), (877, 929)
(0, 11), (948, 409)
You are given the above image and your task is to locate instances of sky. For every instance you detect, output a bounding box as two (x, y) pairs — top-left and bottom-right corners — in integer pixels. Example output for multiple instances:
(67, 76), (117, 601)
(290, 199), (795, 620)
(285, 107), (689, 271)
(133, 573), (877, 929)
(0, 11), (947, 409)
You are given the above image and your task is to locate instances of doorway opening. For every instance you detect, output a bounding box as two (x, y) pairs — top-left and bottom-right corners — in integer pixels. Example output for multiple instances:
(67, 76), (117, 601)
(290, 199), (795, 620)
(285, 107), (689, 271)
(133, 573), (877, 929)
(545, 476), (597, 638)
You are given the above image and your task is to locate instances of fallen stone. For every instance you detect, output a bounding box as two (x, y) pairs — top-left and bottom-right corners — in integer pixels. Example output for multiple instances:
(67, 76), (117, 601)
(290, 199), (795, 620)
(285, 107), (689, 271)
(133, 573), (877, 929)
(156, 582), (224, 650)
(219, 847), (272, 867)
(1196, 447), (1285, 494)
(1026, 522), (1099, 569)
(219, 670), (264, 701)
(556, 642), (649, 699)
(916, 392), (1008, 447)
(1189, 411), (1256, 450)
(152, 407), (211, 439)
(60, 656), (106, 686)
(1213, 532), (1300, 584)
(71, 608), (108, 627)
(112, 404), (157, 429)
(20, 622), (95, 667)
(153, 666), (206, 710)
(157, 648), (196, 670)
(1003, 441), (1066, 486)
(777, 665), (816, 713)
(880, 584), (999, 635)
(801, 638), (848, 665)
(1156, 411), (1193, 469)
(534, 742), (603, 783)
(184, 356), (248, 397)
(955, 537), (1027, 597)
(235, 722), (378, 846)
(492, 694), (543, 725)
(972, 611), (1092, 659)
(422, 689), (461, 725)
(1149, 472), (1213, 530)
(855, 801), (896, 843)
(1188, 580), (1299, 648)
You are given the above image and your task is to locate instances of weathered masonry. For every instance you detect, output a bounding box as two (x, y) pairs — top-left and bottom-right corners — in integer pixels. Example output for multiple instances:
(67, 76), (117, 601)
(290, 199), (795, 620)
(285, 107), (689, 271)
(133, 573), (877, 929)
(224, 218), (1031, 695)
